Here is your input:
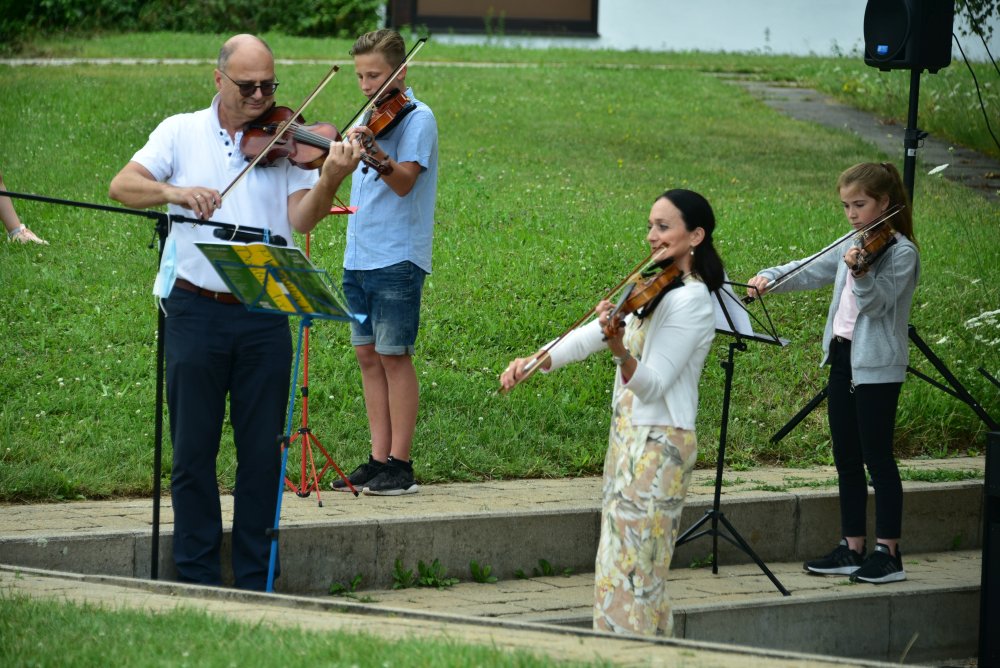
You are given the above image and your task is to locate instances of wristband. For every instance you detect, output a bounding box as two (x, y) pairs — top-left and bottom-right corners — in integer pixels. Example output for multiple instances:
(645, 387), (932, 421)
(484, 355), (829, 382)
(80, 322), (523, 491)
(7, 224), (26, 240)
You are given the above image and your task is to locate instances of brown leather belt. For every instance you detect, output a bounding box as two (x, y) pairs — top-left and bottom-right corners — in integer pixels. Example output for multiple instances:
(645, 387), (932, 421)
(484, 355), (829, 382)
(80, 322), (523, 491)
(174, 278), (241, 305)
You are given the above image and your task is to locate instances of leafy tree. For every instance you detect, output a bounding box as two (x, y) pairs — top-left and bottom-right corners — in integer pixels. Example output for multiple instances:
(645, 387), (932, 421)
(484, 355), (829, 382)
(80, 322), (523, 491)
(956, 0), (999, 40)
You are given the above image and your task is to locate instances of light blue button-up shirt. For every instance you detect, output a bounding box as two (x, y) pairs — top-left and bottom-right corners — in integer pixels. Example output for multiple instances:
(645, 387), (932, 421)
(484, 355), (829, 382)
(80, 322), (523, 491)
(344, 89), (438, 274)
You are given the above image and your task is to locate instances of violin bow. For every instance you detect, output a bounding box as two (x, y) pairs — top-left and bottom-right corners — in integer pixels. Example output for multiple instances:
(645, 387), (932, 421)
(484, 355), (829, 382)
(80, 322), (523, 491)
(745, 203), (905, 303)
(219, 64), (341, 202)
(340, 37), (428, 134)
(501, 247), (669, 395)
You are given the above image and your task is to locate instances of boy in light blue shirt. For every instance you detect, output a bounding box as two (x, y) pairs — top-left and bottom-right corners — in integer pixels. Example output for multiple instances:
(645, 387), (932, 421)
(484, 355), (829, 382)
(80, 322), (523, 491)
(333, 29), (438, 496)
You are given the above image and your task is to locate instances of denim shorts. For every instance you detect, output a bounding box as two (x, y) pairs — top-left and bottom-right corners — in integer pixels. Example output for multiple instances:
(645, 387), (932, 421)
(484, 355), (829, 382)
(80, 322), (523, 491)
(342, 261), (427, 355)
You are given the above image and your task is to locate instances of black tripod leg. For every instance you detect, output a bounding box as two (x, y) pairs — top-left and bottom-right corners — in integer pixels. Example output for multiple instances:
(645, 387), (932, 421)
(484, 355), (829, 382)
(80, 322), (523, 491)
(716, 513), (790, 596)
(770, 385), (828, 443)
(908, 325), (999, 430)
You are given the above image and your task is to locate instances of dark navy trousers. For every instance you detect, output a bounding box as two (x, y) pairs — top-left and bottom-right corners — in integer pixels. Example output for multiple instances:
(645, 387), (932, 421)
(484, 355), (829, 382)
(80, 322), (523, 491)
(164, 288), (292, 590)
(826, 337), (904, 540)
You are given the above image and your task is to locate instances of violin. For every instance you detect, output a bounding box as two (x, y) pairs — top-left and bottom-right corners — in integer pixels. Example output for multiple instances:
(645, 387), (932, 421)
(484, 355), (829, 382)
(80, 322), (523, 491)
(849, 219), (896, 275)
(603, 258), (684, 338)
(743, 203), (905, 304)
(500, 248), (672, 394)
(241, 104), (393, 175)
(363, 88), (416, 139)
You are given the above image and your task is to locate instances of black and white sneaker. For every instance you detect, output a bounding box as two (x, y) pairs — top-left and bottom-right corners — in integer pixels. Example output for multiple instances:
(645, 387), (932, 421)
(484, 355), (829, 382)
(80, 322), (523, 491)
(363, 456), (420, 496)
(850, 543), (906, 584)
(804, 539), (866, 575)
(329, 456), (386, 492)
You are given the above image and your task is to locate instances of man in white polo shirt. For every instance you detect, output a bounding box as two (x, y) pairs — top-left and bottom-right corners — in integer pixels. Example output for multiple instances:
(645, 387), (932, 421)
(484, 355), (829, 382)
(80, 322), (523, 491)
(109, 33), (361, 590)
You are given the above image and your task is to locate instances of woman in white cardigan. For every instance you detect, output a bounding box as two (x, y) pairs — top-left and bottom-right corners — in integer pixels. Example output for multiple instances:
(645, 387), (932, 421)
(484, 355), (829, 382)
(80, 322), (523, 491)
(501, 189), (726, 637)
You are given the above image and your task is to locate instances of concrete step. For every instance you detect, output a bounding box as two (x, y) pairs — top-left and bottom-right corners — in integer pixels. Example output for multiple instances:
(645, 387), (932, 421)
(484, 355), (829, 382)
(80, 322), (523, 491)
(347, 550), (981, 665)
(0, 458), (986, 666)
(0, 476), (984, 596)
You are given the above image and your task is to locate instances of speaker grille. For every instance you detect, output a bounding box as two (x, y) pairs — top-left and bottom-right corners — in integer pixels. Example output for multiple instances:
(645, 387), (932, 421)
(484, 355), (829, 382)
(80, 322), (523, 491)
(864, 0), (911, 62)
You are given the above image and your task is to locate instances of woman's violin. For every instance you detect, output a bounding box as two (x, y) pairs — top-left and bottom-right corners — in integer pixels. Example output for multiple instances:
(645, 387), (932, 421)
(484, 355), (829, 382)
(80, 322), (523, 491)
(603, 258), (684, 339)
(500, 248), (675, 394)
(240, 105), (392, 175)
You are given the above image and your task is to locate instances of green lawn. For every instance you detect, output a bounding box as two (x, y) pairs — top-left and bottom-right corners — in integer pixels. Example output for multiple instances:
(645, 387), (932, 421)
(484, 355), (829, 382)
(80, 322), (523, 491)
(0, 594), (605, 667)
(0, 34), (997, 502)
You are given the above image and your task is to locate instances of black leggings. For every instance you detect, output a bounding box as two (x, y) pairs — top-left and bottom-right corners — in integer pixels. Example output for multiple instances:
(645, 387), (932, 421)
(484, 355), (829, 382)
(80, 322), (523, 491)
(827, 338), (903, 540)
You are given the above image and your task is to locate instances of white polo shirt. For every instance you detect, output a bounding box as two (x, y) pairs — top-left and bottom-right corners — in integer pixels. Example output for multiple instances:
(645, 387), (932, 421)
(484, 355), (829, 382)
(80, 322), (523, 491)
(131, 95), (318, 293)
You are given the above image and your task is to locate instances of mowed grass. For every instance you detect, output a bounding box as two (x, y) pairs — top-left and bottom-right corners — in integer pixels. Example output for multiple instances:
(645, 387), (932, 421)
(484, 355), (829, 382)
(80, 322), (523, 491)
(0, 594), (605, 668)
(0, 34), (997, 502)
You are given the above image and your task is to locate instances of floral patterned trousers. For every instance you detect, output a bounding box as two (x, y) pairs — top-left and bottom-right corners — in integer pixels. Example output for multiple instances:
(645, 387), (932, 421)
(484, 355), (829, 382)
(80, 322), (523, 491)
(592, 390), (698, 637)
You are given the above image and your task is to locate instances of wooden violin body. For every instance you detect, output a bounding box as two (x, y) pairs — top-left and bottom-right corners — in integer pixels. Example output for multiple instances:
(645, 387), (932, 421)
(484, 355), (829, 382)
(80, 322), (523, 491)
(364, 88), (416, 138)
(241, 104), (393, 175)
(850, 221), (896, 274)
(603, 259), (683, 338)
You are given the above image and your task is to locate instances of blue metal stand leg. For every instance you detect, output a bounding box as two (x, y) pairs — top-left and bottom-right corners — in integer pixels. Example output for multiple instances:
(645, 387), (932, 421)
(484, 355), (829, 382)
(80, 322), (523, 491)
(266, 317), (311, 593)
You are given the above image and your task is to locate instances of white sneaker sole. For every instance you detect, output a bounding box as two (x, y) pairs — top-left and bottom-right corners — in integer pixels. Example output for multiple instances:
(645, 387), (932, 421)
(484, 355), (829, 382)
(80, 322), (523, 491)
(363, 483), (420, 496)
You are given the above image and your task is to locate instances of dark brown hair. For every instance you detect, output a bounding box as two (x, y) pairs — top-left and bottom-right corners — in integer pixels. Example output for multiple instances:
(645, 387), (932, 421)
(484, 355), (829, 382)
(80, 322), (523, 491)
(838, 162), (916, 245)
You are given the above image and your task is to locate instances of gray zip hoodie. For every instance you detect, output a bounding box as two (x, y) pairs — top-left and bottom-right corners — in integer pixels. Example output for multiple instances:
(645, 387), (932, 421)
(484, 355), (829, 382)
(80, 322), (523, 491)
(758, 235), (920, 385)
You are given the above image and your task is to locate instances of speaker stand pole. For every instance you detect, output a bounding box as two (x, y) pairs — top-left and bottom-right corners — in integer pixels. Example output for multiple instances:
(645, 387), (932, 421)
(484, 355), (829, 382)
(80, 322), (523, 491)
(902, 68), (926, 203)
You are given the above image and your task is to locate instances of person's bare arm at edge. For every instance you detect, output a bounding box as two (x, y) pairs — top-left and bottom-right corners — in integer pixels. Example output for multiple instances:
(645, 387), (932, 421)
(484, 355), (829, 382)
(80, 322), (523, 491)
(110, 162), (222, 220)
(290, 139), (363, 234)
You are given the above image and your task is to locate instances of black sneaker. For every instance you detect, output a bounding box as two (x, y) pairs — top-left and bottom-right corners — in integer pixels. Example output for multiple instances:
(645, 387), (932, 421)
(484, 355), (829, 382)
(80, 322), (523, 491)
(804, 539), (866, 575)
(850, 543), (906, 584)
(363, 457), (419, 496)
(329, 456), (386, 492)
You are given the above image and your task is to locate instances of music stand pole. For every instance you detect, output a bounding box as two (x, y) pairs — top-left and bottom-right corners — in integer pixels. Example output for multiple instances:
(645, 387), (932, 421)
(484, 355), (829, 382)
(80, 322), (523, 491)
(676, 289), (790, 595)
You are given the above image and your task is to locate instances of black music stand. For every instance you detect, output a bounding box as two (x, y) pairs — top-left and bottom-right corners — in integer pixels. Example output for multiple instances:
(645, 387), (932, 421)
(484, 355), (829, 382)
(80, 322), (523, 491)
(675, 280), (791, 596)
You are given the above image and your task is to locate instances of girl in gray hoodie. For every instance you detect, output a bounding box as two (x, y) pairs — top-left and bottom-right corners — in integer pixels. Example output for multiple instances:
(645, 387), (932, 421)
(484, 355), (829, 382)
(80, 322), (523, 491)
(747, 162), (919, 584)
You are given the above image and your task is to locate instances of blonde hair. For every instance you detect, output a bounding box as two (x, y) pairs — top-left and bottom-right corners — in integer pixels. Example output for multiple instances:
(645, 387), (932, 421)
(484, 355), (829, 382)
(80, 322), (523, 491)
(838, 162), (916, 245)
(350, 29), (406, 69)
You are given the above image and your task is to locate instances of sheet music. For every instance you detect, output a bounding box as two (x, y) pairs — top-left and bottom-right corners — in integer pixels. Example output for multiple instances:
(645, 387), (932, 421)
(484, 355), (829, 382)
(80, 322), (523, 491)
(713, 273), (755, 336)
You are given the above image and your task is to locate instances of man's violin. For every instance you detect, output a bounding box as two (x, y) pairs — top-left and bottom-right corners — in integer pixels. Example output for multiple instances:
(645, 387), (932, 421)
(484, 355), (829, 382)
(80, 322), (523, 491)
(240, 105), (393, 175)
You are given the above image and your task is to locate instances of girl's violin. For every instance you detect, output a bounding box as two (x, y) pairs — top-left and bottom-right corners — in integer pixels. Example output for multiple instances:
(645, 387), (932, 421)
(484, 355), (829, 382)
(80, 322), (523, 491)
(603, 258), (684, 339)
(240, 105), (393, 175)
(849, 219), (896, 275)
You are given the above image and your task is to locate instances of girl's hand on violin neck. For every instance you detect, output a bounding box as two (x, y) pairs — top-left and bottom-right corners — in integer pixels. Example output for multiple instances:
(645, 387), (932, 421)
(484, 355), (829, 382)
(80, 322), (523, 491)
(174, 186), (220, 219)
(843, 247), (869, 278)
(745, 275), (771, 299)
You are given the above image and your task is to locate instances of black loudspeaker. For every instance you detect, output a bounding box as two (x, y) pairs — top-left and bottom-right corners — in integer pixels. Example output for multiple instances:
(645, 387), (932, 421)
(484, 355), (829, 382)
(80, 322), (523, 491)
(863, 0), (955, 73)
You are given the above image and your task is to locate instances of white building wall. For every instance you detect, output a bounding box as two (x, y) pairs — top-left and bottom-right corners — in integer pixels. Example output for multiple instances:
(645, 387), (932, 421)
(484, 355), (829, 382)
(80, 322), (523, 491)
(429, 0), (998, 61)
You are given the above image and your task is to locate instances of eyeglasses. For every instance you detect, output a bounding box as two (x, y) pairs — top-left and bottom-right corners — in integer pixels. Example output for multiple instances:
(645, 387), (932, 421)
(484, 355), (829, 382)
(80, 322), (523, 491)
(219, 70), (279, 97)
